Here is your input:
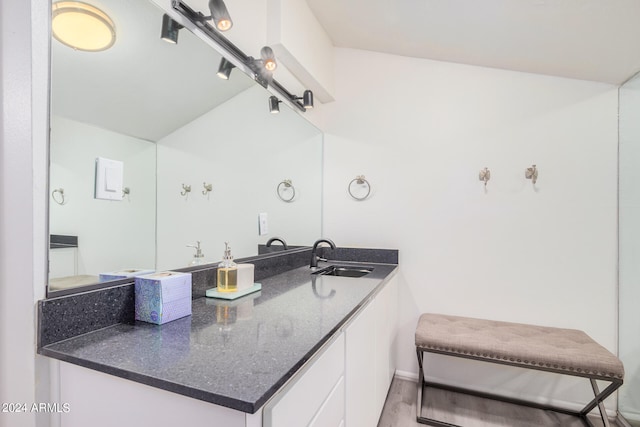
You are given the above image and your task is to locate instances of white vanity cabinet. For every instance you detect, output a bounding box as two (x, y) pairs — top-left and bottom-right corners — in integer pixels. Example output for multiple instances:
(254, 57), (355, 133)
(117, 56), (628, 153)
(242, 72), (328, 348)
(264, 275), (397, 427)
(345, 275), (397, 427)
(53, 275), (398, 427)
(264, 333), (346, 427)
(56, 360), (260, 427)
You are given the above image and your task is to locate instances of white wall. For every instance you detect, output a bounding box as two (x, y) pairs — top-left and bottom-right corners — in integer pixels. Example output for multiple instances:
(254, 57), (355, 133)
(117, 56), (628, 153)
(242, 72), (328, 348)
(156, 85), (322, 270)
(319, 48), (619, 406)
(619, 72), (640, 422)
(0, 0), (50, 426)
(49, 116), (156, 278)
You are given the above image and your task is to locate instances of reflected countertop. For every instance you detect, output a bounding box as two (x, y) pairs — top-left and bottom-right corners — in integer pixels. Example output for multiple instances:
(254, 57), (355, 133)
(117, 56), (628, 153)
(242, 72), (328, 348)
(40, 261), (397, 413)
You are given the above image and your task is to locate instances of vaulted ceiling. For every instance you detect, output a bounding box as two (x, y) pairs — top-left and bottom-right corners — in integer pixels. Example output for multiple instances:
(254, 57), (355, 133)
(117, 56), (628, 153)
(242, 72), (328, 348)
(306, 0), (640, 85)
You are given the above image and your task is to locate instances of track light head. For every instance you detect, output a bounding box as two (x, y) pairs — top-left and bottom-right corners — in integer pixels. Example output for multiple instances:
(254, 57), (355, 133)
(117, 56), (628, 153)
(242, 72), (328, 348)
(302, 90), (314, 109)
(260, 46), (277, 72)
(208, 0), (233, 31)
(161, 14), (183, 44)
(292, 90), (314, 109)
(269, 96), (281, 114)
(216, 57), (235, 80)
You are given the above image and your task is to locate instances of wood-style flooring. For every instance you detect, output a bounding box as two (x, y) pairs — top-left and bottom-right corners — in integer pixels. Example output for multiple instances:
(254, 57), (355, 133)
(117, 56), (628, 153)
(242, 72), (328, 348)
(377, 377), (623, 427)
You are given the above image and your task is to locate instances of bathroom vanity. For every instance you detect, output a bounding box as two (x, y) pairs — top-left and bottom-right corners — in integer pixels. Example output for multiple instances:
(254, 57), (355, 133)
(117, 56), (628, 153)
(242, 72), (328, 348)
(38, 248), (398, 426)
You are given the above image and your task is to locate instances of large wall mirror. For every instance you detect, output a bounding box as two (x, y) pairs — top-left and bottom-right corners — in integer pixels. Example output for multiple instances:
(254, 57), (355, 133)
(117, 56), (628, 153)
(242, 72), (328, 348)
(48, 0), (323, 294)
(619, 71), (640, 426)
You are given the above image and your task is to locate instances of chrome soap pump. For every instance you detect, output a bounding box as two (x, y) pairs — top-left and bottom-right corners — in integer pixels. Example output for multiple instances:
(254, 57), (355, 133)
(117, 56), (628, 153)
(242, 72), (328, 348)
(187, 241), (206, 266)
(217, 242), (238, 292)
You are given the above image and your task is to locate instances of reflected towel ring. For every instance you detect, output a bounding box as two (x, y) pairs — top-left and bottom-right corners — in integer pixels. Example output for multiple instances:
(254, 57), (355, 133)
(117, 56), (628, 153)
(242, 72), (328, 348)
(277, 179), (295, 202)
(348, 175), (371, 200)
(52, 188), (65, 205)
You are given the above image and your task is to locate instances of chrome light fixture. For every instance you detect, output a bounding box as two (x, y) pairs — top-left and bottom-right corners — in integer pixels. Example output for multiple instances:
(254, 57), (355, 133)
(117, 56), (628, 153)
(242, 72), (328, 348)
(161, 14), (183, 44)
(208, 0), (233, 31)
(260, 46), (277, 72)
(296, 90), (314, 109)
(216, 57), (235, 80)
(269, 96), (281, 114)
(248, 46), (278, 87)
(52, 1), (116, 52)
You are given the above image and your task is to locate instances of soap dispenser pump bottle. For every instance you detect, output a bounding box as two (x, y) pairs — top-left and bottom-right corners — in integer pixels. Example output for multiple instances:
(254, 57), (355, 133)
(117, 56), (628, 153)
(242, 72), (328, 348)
(217, 242), (238, 292)
(187, 241), (206, 266)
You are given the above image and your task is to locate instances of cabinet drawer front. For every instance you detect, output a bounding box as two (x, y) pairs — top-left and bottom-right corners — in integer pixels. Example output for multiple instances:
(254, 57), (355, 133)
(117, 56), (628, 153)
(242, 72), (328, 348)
(309, 376), (345, 427)
(265, 333), (345, 427)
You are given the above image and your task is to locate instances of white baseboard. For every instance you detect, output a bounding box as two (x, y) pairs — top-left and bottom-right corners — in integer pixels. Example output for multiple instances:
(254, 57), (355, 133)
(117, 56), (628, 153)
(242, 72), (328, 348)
(394, 370), (418, 382)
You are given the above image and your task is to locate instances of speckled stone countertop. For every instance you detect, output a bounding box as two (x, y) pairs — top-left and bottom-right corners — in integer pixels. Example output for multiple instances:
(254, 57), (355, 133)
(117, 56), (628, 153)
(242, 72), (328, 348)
(40, 261), (397, 413)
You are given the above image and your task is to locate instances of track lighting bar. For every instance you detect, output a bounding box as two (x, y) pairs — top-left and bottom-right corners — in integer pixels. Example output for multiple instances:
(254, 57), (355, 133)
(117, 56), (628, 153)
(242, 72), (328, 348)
(171, 0), (308, 112)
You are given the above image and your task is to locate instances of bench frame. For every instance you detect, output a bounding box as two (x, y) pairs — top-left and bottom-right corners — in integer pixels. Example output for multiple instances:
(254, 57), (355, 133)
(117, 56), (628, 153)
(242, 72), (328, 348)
(416, 347), (623, 427)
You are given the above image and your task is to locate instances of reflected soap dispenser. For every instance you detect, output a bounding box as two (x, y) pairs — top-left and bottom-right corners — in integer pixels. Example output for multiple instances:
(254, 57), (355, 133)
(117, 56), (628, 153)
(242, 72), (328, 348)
(187, 241), (206, 266)
(217, 242), (238, 292)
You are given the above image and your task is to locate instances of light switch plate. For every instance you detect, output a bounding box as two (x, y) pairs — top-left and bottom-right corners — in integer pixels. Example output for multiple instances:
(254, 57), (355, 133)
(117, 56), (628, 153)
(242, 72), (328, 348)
(258, 212), (268, 236)
(95, 157), (124, 201)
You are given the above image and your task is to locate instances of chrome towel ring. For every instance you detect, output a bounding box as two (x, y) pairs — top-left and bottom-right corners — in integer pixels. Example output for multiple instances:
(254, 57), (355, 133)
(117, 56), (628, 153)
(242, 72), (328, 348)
(277, 179), (295, 202)
(348, 175), (371, 201)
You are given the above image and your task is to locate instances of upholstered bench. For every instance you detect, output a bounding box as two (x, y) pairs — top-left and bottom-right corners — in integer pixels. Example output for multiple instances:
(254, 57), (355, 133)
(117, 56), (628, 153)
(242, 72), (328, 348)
(415, 313), (624, 427)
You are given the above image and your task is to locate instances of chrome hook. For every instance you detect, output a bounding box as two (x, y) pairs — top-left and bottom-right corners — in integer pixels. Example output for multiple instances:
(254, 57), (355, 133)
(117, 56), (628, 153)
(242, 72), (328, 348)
(525, 164), (538, 185)
(52, 188), (65, 205)
(181, 183), (191, 197)
(202, 182), (212, 195)
(479, 167), (491, 187)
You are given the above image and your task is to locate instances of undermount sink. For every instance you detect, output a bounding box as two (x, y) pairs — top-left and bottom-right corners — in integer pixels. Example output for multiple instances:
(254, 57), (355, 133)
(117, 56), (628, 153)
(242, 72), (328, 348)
(312, 266), (373, 278)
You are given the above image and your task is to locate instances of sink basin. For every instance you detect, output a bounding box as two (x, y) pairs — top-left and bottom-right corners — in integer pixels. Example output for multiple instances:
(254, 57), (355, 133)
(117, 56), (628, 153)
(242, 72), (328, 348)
(312, 266), (373, 278)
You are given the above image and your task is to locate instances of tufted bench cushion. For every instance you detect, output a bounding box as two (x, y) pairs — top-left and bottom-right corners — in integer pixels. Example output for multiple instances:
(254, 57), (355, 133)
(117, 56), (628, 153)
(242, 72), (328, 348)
(415, 313), (625, 426)
(415, 313), (624, 380)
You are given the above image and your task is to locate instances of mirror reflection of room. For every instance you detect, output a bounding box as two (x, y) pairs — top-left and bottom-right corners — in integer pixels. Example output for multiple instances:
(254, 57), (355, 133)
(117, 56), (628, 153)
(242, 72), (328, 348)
(48, 0), (322, 292)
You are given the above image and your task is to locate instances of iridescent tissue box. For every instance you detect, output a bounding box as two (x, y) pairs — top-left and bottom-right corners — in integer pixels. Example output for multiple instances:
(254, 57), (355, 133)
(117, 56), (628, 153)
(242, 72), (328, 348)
(134, 271), (192, 325)
(99, 268), (155, 282)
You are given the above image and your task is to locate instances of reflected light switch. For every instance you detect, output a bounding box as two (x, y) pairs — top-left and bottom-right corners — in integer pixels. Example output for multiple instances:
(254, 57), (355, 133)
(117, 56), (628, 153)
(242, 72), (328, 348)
(95, 157), (124, 201)
(105, 166), (122, 192)
(258, 212), (268, 236)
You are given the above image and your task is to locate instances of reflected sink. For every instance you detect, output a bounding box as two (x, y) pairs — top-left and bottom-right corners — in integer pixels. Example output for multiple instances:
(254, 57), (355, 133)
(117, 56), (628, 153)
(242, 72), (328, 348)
(312, 266), (373, 278)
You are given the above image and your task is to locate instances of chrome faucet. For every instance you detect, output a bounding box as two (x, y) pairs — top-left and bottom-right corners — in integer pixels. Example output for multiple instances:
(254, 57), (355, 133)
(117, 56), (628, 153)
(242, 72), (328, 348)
(310, 238), (336, 268)
(266, 236), (288, 250)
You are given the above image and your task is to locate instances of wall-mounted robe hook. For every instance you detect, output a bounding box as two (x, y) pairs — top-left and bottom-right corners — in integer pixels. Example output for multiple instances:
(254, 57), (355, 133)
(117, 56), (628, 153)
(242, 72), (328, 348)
(202, 182), (212, 195)
(348, 175), (371, 200)
(479, 167), (491, 187)
(525, 164), (538, 185)
(52, 188), (65, 205)
(277, 179), (295, 202)
(123, 187), (131, 200)
(181, 184), (191, 196)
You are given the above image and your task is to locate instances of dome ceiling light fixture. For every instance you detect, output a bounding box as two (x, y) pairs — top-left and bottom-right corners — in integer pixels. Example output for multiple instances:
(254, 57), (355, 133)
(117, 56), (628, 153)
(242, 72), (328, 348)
(52, 1), (116, 52)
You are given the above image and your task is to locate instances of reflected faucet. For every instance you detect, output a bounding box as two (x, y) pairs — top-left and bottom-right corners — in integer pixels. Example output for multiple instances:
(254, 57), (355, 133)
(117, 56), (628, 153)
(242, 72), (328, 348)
(310, 238), (336, 268)
(311, 274), (336, 299)
(266, 237), (288, 250)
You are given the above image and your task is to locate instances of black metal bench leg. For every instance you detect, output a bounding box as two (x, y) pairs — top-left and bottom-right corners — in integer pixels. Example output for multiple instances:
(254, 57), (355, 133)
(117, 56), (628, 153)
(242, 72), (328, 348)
(589, 379), (611, 427)
(416, 349), (424, 422)
(416, 349), (462, 427)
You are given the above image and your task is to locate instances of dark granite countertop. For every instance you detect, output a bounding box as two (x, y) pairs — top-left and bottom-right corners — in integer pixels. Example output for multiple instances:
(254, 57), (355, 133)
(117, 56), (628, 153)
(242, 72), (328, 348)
(40, 261), (397, 413)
